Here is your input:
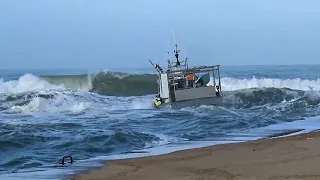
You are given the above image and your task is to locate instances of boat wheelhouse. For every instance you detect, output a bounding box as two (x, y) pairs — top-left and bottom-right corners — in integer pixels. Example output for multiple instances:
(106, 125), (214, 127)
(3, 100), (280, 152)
(150, 43), (222, 108)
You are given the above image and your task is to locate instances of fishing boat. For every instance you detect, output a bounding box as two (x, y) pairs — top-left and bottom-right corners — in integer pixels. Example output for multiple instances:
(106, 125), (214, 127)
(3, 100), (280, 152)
(149, 42), (223, 109)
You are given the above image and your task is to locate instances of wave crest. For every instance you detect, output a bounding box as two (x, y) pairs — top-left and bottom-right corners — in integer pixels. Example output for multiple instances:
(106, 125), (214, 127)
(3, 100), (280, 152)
(0, 74), (63, 94)
(1, 72), (320, 97)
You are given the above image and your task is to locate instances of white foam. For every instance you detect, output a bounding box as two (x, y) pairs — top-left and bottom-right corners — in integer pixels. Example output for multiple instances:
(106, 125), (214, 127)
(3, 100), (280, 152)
(87, 140), (241, 162)
(304, 89), (320, 101)
(67, 102), (89, 114)
(10, 96), (45, 113)
(144, 133), (188, 148)
(209, 77), (320, 91)
(130, 97), (155, 109)
(258, 115), (320, 132)
(9, 94), (90, 115)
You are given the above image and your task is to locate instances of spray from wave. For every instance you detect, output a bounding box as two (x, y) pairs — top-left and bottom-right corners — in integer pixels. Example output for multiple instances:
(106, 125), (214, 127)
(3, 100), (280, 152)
(0, 74), (64, 94)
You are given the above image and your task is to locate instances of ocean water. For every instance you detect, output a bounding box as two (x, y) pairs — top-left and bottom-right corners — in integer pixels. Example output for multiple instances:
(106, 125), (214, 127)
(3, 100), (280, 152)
(1, 65), (320, 179)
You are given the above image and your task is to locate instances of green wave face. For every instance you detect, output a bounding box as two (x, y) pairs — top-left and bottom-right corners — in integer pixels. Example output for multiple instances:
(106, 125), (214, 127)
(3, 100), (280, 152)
(40, 72), (159, 96)
(40, 74), (93, 91)
(90, 72), (158, 96)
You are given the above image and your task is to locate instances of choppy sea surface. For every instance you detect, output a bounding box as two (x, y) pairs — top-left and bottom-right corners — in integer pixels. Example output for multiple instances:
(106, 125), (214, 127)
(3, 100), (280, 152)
(1, 65), (320, 180)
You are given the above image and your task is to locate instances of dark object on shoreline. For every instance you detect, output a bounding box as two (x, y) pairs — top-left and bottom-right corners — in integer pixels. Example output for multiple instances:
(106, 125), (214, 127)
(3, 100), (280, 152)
(59, 155), (74, 165)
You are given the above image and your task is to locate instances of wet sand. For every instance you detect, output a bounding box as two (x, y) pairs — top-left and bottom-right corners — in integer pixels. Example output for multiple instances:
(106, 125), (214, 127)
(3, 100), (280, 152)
(73, 131), (320, 180)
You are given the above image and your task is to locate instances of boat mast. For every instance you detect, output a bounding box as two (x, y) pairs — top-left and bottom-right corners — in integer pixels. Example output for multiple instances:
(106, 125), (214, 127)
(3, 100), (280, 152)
(167, 31), (188, 71)
(174, 44), (180, 66)
(172, 31), (180, 68)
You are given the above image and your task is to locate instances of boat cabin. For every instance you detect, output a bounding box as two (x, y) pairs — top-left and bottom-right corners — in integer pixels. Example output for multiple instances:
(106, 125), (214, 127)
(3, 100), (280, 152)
(152, 44), (222, 105)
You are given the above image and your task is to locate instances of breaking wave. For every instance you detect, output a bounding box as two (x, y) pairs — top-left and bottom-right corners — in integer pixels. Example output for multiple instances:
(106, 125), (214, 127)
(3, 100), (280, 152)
(0, 72), (158, 96)
(1, 71), (320, 97)
(1, 71), (320, 114)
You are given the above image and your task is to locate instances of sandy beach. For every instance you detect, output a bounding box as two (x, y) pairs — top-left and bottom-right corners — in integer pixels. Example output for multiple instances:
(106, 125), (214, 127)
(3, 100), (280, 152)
(73, 131), (320, 180)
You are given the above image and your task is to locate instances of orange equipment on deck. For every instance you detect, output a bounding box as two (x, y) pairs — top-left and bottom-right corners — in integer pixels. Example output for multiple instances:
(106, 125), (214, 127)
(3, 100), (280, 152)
(186, 74), (194, 81)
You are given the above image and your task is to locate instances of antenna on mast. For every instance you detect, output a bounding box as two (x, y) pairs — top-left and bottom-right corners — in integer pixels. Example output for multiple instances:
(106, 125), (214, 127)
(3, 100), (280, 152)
(172, 30), (177, 45)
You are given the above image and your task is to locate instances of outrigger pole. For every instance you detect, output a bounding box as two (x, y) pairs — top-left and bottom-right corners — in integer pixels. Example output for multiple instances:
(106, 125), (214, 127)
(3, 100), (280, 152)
(149, 60), (163, 74)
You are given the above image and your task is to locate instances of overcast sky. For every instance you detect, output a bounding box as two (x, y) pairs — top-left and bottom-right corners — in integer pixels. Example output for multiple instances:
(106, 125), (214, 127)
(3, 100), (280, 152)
(0, 0), (319, 69)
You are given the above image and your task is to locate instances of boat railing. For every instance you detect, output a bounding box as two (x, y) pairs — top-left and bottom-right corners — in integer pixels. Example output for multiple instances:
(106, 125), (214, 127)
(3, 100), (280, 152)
(166, 65), (220, 75)
(167, 60), (188, 71)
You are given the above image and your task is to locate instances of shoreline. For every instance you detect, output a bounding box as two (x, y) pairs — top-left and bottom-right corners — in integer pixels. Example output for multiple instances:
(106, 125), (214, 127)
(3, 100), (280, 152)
(70, 130), (320, 180)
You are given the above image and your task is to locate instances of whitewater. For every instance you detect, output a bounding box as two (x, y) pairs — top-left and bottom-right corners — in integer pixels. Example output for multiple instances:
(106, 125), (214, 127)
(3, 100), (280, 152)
(1, 65), (320, 180)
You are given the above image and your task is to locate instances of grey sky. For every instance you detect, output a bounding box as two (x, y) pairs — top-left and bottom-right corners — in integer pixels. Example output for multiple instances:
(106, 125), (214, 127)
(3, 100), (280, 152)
(0, 0), (319, 69)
